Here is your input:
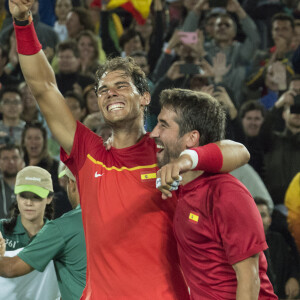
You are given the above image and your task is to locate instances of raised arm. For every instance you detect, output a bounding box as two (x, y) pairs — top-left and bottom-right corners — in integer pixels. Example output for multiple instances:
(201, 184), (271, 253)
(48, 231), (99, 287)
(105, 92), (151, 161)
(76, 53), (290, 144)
(9, 0), (76, 154)
(157, 140), (249, 198)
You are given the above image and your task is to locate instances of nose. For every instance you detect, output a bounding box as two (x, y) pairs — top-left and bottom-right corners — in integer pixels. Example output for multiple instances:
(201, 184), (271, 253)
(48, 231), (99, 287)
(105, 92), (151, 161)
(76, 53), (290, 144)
(25, 199), (33, 206)
(107, 88), (118, 98)
(150, 124), (159, 138)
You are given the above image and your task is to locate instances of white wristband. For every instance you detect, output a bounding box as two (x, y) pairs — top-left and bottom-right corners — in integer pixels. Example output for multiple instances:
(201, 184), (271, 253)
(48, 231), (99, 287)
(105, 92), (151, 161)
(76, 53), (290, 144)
(179, 149), (198, 170)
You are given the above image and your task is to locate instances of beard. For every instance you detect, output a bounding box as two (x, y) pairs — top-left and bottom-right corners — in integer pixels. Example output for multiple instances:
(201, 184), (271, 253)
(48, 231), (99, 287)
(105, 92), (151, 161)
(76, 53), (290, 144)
(3, 170), (18, 179)
(157, 145), (182, 169)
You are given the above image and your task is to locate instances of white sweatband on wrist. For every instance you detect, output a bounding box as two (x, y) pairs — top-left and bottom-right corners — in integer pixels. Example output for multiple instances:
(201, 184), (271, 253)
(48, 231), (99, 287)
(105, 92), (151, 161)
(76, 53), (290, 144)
(179, 149), (198, 170)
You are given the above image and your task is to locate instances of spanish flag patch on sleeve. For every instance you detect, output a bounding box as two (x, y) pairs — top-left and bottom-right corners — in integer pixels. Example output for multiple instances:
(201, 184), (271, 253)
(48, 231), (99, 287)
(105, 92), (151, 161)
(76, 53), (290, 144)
(189, 212), (199, 223)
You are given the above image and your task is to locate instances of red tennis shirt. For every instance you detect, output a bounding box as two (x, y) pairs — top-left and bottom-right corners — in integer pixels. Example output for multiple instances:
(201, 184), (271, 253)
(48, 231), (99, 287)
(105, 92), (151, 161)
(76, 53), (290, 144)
(61, 122), (189, 300)
(174, 172), (278, 300)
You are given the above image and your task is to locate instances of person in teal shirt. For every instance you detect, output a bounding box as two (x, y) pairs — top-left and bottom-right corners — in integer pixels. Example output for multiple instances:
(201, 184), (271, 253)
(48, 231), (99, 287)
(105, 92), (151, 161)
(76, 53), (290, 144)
(0, 166), (86, 300)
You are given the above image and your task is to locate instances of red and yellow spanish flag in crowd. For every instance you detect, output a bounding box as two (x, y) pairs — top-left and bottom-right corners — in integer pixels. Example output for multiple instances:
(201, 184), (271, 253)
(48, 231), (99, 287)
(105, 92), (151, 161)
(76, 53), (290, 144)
(90, 0), (152, 25)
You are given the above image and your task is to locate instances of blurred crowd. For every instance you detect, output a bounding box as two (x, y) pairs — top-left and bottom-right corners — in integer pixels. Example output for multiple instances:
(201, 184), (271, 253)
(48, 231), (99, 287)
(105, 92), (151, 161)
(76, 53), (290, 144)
(0, 0), (300, 298)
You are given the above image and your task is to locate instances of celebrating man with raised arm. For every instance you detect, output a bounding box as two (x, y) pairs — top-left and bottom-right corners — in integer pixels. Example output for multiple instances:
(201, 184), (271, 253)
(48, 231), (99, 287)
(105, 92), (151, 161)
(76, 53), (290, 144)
(8, 0), (249, 298)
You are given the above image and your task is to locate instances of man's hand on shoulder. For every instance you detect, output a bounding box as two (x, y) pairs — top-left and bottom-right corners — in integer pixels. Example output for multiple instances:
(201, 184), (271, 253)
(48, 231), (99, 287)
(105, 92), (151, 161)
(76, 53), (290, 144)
(9, 0), (34, 20)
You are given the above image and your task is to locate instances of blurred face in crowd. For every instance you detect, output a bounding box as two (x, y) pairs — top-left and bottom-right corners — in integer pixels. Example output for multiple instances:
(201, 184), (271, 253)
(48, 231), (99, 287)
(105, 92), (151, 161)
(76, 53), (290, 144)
(24, 128), (44, 159)
(214, 16), (236, 44)
(123, 35), (143, 56)
(257, 204), (271, 233)
(77, 34), (97, 62)
(55, 0), (72, 23)
(242, 109), (264, 137)
(292, 22), (300, 48)
(283, 79), (300, 132)
(0, 92), (23, 120)
(132, 55), (149, 76)
(57, 49), (80, 74)
(265, 64), (282, 92)
(66, 11), (83, 38)
(272, 19), (294, 46)
(205, 16), (217, 39)
(135, 18), (153, 41)
(0, 149), (23, 179)
(65, 96), (85, 121)
(86, 89), (99, 114)
(20, 84), (37, 110)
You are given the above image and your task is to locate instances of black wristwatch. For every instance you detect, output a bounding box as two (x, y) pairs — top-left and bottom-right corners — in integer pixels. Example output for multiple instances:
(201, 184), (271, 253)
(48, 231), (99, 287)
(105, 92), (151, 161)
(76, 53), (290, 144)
(14, 11), (33, 26)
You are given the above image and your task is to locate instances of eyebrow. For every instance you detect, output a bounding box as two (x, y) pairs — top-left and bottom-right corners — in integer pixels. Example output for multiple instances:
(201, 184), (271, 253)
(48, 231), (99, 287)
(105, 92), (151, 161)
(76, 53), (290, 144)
(158, 118), (169, 127)
(98, 81), (130, 92)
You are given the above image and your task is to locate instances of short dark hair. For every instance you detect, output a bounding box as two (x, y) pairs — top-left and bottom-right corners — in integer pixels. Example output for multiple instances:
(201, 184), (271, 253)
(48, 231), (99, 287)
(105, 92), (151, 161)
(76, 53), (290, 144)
(71, 7), (95, 32)
(271, 12), (294, 29)
(254, 197), (270, 214)
(119, 29), (145, 50)
(95, 56), (149, 95)
(64, 91), (85, 109)
(0, 144), (23, 158)
(57, 40), (80, 57)
(0, 86), (22, 102)
(239, 100), (265, 119)
(159, 89), (226, 145)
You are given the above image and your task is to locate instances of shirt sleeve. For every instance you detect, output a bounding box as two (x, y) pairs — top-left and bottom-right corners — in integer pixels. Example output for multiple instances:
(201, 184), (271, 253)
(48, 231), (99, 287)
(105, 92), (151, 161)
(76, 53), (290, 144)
(60, 121), (105, 178)
(213, 179), (268, 265)
(18, 222), (65, 272)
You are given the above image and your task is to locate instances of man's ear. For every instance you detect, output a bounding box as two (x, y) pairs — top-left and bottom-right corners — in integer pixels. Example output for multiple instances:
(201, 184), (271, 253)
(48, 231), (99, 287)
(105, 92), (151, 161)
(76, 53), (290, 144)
(141, 92), (151, 106)
(186, 130), (200, 148)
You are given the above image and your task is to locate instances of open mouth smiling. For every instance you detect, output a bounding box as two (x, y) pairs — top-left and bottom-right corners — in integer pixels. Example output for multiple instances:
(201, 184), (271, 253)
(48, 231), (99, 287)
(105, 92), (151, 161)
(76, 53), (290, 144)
(107, 102), (125, 112)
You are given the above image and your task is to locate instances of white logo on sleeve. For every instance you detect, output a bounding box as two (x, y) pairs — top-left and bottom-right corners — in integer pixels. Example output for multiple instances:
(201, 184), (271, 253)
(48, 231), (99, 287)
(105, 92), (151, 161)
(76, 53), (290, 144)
(95, 171), (104, 178)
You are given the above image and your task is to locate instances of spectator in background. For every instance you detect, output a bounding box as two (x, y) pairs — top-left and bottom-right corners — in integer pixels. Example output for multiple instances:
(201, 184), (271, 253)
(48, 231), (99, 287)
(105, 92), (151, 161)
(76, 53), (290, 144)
(181, 0), (260, 105)
(248, 13), (295, 89)
(0, 166), (60, 300)
(65, 7), (106, 63)
(0, 0), (58, 62)
(21, 122), (60, 193)
(0, 166), (87, 300)
(82, 84), (99, 118)
(119, 29), (144, 57)
(54, 0), (73, 42)
(0, 86), (25, 146)
(255, 197), (300, 299)
(0, 45), (21, 88)
(76, 30), (100, 77)
(263, 75), (300, 206)
(233, 100), (265, 176)
(285, 172), (300, 254)
(0, 144), (24, 218)
(64, 91), (86, 122)
(55, 40), (94, 96)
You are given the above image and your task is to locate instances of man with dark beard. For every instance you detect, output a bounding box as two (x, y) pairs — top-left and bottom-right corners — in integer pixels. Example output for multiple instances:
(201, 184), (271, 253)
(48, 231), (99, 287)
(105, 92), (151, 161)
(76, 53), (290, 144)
(151, 89), (277, 299)
(0, 144), (24, 218)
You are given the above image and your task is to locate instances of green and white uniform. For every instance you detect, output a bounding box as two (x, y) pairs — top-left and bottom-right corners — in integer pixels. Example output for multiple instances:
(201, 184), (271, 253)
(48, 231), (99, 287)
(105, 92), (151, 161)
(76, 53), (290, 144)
(0, 215), (49, 250)
(18, 205), (86, 300)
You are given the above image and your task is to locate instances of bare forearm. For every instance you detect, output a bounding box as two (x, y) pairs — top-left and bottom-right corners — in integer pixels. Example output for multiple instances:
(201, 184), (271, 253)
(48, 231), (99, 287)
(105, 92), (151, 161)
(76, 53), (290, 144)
(236, 276), (260, 300)
(216, 140), (250, 172)
(0, 256), (33, 278)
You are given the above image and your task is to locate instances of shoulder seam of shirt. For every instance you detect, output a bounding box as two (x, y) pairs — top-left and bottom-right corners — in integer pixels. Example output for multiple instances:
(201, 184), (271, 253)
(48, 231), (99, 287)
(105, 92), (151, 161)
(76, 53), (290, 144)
(87, 154), (157, 171)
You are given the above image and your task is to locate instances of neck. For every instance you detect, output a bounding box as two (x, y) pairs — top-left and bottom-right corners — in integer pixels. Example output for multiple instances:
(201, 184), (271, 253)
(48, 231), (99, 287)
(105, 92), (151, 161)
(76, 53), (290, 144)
(181, 170), (204, 186)
(3, 176), (16, 187)
(111, 117), (146, 149)
(216, 40), (232, 49)
(2, 117), (20, 127)
(21, 216), (44, 238)
(29, 157), (42, 166)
